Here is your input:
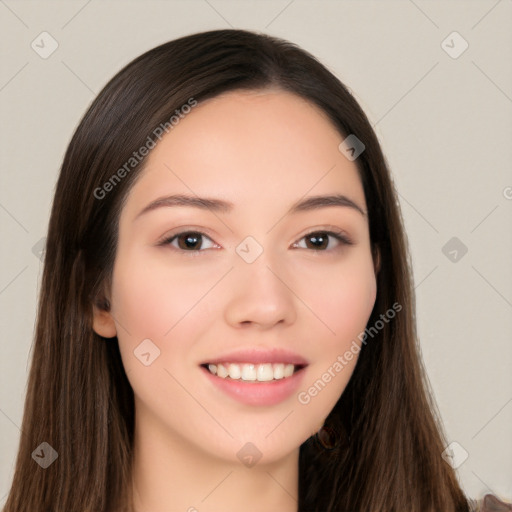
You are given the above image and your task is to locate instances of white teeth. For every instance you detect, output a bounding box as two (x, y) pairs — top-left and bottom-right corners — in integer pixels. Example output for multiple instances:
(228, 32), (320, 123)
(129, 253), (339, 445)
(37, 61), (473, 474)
(216, 364), (228, 378)
(273, 363), (284, 380)
(206, 362), (298, 381)
(227, 363), (241, 379)
(283, 363), (294, 378)
(257, 363), (274, 382)
(241, 364), (257, 381)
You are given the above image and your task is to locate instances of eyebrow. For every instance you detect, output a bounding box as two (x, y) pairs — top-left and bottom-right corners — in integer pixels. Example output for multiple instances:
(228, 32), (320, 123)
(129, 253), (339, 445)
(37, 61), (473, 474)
(135, 193), (366, 220)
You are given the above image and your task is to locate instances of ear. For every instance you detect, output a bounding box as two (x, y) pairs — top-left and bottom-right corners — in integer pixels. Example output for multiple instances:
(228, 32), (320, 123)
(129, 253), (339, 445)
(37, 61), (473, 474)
(92, 298), (117, 338)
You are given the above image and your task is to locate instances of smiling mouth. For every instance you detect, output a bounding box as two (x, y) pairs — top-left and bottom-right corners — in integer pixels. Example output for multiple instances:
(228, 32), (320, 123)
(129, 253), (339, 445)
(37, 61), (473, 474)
(200, 362), (307, 382)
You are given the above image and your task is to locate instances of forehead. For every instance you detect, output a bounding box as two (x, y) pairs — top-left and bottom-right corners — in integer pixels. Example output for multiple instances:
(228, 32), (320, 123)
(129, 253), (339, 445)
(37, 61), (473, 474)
(123, 89), (366, 218)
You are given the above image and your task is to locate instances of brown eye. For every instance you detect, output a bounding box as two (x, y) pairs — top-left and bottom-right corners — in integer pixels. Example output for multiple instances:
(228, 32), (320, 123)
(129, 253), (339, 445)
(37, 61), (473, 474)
(162, 231), (217, 251)
(305, 232), (329, 250)
(294, 230), (353, 251)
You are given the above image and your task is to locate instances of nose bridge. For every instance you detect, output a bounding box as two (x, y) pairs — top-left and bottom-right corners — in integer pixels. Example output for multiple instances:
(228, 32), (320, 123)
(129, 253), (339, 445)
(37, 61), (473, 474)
(224, 235), (296, 328)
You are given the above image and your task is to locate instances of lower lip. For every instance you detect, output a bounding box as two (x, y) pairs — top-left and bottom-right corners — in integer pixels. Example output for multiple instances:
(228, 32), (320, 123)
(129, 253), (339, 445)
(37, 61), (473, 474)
(200, 365), (307, 406)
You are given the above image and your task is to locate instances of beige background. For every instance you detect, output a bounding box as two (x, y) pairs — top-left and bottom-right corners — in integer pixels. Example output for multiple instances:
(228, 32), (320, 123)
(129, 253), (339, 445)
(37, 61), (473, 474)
(1, 0), (511, 506)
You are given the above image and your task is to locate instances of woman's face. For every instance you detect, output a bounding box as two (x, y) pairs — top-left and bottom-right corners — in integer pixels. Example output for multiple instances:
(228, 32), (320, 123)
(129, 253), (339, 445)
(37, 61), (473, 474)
(93, 89), (378, 465)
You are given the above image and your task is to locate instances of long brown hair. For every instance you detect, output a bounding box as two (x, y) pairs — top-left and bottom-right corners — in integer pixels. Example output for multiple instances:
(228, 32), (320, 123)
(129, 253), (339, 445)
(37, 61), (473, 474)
(3, 29), (470, 512)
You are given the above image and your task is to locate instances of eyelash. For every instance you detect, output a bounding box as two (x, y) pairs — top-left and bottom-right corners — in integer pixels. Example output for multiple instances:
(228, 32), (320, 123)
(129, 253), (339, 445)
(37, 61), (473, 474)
(158, 229), (354, 255)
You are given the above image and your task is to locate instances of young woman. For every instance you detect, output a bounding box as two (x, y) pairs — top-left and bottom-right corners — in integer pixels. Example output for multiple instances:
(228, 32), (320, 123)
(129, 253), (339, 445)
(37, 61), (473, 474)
(3, 29), (509, 512)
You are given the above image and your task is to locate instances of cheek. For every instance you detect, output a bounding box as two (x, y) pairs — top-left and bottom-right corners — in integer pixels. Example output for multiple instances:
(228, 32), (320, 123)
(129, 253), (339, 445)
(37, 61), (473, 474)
(108, 250), (224, 398)
(108, 253), (212, 407)
(301, 253), (377, 343)
(110, 251), (215, 341)
(292, 253), (376, 424)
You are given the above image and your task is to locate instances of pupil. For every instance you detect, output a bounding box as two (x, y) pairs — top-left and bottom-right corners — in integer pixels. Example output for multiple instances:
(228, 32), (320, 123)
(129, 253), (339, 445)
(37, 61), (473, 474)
(180, 233), (201, 250)
(309, 233), (327, 249)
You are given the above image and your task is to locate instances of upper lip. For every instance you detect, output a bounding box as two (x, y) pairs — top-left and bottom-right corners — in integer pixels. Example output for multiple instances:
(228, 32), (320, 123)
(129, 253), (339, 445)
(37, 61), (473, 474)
(200, 347), (309, 366)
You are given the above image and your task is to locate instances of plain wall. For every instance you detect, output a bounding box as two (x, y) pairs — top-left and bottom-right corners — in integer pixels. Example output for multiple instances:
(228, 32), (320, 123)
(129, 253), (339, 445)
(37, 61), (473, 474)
(1, 0), (511, 506)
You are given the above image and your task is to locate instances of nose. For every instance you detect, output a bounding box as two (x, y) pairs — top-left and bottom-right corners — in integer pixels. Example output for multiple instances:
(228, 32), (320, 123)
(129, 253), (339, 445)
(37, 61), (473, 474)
(223, 249), (297, 330)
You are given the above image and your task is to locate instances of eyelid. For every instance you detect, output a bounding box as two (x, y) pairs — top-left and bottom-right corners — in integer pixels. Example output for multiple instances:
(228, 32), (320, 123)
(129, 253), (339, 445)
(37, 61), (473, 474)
(158, 225), (355, 253)
(291, 228), (354, 250)
(295, 225), (354, 245)
(157, 225), (218, 243)
(157, 227), (219, 252)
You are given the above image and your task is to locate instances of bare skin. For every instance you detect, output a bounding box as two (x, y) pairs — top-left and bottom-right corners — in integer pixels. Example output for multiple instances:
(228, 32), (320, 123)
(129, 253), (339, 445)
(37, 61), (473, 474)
(93, 89), (379, 512)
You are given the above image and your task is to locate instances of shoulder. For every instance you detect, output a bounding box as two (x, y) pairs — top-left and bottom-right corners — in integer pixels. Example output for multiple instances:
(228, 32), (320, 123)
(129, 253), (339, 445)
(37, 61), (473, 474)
(468, 494), (512, 512)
